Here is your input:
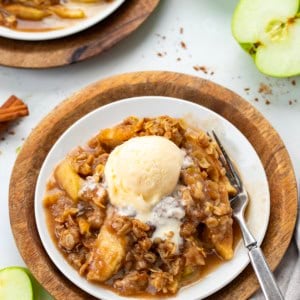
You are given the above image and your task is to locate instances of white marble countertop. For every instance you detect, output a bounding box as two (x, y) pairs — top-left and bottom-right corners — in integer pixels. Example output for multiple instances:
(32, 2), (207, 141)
(0, 0), (299, 295)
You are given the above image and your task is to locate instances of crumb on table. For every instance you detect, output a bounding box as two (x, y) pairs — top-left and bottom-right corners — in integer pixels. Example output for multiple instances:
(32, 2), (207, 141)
(258, 83), (272, 95)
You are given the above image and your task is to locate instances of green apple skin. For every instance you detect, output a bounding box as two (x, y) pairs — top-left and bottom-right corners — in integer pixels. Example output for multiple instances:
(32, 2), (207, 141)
(22, 268), (53, 300)
(0, 267), (33, 300)
(232, 0), (300, 77)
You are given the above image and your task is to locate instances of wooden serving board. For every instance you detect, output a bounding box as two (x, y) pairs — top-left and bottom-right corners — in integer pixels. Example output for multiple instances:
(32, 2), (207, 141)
(9, 71), (298, 300)
(0, 0), (159, 68)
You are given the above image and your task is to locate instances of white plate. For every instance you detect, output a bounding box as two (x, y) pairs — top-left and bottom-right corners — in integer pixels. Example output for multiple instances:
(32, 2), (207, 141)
(0, 0), (125, 41)
(35, 96), (270, 300)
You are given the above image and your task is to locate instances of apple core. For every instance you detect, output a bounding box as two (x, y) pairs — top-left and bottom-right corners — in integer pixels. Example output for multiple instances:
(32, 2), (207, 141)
(265, 20), (288, 41)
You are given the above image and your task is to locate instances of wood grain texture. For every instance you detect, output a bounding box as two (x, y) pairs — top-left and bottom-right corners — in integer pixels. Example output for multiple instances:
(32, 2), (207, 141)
(9, 71), (298, 300)
(0, 0), (159, 68)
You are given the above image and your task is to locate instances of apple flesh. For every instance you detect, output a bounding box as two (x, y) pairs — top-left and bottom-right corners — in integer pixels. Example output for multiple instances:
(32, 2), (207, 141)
(232, 0), (300, 77)
(0, 267), (33, 300)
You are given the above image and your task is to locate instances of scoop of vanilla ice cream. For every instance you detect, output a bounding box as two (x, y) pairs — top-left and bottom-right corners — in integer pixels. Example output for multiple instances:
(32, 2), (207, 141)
(104, 136), (183, 213)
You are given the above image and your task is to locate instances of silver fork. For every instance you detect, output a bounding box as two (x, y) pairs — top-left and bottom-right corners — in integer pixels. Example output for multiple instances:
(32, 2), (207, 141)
(212, 131), (284, 300)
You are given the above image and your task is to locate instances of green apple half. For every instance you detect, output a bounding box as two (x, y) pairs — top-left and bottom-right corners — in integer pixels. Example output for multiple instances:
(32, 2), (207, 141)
(232, 0), (300, 77)
(0, 267), (33, 300)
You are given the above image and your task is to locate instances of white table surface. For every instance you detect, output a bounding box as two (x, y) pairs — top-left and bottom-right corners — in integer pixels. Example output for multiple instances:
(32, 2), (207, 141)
(0, 0), (299, 295)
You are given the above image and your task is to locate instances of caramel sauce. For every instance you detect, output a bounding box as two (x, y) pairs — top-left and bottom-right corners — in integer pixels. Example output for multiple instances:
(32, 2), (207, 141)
(44, 170), (243, 297)
(46, 196), (242, 298)
(183, 220), (241, 286)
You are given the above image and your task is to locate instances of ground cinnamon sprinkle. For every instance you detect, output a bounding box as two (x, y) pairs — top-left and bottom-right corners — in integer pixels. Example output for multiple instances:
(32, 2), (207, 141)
(244, 88), (250, 91)
(199, 66), (208, 74)
(180, 41), (187, 49)
(177, 57), (181, 61)
(265, 99), (271, 105)
(180, 27), (184, 34)
(155, 34), (166, 41)
(289, 100), (293, 105)
(291, 80), (296, 86)
(193, 65), (209, 74)
(156, 52), (167, 57)
(258, 83), (272, 95)
(254, 98), (259, 102)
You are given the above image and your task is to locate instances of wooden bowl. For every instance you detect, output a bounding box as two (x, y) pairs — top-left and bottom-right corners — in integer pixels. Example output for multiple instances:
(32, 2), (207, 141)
(9, 71), (298, 300)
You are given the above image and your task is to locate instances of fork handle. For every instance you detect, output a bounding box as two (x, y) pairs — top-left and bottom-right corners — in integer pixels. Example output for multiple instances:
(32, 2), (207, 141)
(248, 245), (284, 300)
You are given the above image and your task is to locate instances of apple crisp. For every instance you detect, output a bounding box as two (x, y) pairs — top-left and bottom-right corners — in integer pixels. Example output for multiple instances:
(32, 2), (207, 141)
(44, 116), (237, 296)
(0, 0), (114, 31)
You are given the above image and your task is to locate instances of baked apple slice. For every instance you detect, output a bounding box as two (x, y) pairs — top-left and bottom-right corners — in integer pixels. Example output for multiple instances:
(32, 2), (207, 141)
(54, 160), (83, 201)
(86, 219), (127, 282)
(232, 0), (300, 77)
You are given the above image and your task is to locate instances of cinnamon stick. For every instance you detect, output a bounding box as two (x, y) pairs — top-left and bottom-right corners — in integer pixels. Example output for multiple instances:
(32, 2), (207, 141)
(0, 105), (29, 122)
(0, 95), (29, 133)
(2, 95), (19, 107)
(0, 122), (8, 133)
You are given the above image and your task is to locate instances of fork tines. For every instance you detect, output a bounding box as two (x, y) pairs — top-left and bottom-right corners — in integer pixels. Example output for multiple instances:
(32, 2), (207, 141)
(211, 130), (243, 192)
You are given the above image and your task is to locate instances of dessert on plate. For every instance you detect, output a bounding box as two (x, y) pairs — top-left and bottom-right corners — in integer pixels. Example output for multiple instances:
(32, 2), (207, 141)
(0, 0), (115, 31)
(43, 115), (237, 296)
